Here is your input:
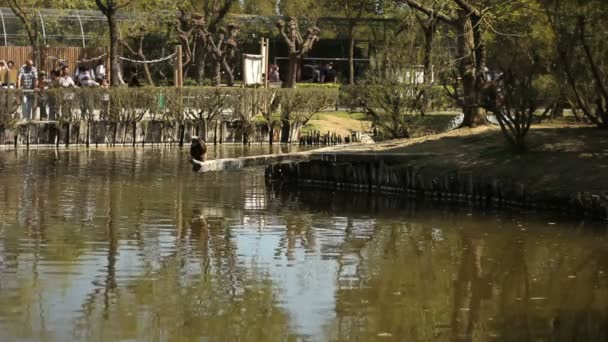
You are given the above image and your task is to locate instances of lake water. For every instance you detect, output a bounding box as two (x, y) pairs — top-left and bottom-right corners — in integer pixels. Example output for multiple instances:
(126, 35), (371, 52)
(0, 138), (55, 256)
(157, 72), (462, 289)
(0, 147), (607, 341)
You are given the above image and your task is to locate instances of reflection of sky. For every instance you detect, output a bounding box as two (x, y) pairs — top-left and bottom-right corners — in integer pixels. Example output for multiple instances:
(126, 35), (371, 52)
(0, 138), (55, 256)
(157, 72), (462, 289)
(0, 243), (149, 342)
(233, 223), (338, 340)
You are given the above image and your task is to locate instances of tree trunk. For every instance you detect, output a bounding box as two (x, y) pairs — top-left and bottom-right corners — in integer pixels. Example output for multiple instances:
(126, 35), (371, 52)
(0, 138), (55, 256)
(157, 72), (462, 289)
(107, 13), (122, 86)
(242, 128), (249, 145)
(285, 53), (299, 88)
(198, 119), (207, 140)
(348, 23), (355, 85)
(280, 119), (290, 143)
(221, 58), (235, 87)
(268, 124), (274, 145)
(195, 41), (207, 85)
(132, 121), (136, 148)
(178, 123), (185, 147)
(86, 121), (90, 148)
(423, 25), (434, 85)
(211, 54), (222, 86)
(458, 11), (486, 127)
(142, 62), (154, 86)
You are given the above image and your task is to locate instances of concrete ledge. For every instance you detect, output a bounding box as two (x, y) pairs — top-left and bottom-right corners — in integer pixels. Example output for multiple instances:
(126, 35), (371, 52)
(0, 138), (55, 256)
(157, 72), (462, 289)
(192, 151), (312, 172)
(309, 152), (436, 164)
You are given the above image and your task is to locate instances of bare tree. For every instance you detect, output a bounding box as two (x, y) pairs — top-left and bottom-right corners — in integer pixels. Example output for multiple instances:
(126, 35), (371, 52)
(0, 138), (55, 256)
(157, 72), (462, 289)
(275, 17), (321, 88)
(95, 0), (131, 86)
(175, 0), (234, 85)
(207, 24), (240, 86)
(482, 70), (537, 153)
(278, 88), (338, 142)
(549, 7), (608, 129)
(6, 0), (46, 69)
(183, 88), (231, 140)
(120, 25), (155, 86)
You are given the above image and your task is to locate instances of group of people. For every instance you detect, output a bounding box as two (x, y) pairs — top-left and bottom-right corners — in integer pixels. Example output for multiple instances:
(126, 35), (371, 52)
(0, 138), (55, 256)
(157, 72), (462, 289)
(311, 63), (337, 83)
(0, 58), (110, 121)
(267, 63), (337, 84)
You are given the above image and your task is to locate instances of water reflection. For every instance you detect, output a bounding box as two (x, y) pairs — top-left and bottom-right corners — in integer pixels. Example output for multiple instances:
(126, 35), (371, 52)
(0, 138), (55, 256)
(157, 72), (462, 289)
(0, 148), (607, 341)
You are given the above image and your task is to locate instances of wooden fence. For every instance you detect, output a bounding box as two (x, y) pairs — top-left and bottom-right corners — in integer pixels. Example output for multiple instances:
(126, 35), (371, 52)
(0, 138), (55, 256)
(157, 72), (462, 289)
(0, 46), (108, 74)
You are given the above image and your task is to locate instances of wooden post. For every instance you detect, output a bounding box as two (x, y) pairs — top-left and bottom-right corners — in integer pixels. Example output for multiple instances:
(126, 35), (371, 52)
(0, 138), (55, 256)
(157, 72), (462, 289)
(261, 38), (270, 88)
(174, 45), (183, 88)
(106, 47), (111, 84)
(174, 45), (185, 146)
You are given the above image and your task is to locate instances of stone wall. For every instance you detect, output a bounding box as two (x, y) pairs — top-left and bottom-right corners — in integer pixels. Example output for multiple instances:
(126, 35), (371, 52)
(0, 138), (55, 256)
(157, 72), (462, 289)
(266, 154), (608, 220)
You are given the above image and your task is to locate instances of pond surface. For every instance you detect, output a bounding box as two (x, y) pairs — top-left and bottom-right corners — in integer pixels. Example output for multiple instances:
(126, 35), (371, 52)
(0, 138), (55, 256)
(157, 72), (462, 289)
(0, 147), (607, 342)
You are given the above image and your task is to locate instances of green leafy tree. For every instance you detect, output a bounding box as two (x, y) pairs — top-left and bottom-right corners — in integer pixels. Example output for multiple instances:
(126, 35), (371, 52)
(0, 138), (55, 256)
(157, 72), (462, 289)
(6, 0), (49, 68)
(543, 0), (608, 128)
(95, 0), (131, 86)
(324, 0), (378, 85)
(400, 0), (490, 127)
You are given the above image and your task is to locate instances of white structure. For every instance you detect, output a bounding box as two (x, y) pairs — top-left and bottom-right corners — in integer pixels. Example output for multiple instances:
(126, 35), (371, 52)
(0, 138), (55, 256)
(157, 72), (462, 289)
(242, 54), (264, 86)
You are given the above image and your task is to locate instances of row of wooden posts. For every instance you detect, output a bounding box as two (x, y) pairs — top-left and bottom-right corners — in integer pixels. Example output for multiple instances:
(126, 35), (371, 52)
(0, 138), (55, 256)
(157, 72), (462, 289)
(1, 120), (360, 148)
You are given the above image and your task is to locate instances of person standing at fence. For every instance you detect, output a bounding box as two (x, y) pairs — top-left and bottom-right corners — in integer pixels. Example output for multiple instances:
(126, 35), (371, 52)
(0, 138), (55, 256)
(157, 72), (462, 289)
(76, 64), (99, 87)
(47, 69), (61, 120)
(94, 59), (106, 84)
(6, 61), (17, 88)
(58, 66), (77, 120)
(17, 59), (38, 121)
(58, 66), (76, 88)
(0, 60), (7, 87)
(35, 71), (50, 120)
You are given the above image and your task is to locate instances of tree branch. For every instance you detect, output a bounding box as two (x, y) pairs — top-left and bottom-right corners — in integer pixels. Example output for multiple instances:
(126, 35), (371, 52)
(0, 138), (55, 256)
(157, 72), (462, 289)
(399, 0), (455, 25)
(95, 0), (110, 15)
(578, 17), (608, 102)
(452, 0), (481, 17)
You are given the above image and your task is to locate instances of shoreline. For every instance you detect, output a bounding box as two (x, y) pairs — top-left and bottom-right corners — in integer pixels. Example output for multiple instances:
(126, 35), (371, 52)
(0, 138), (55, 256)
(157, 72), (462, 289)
(266, 125), (608, 221)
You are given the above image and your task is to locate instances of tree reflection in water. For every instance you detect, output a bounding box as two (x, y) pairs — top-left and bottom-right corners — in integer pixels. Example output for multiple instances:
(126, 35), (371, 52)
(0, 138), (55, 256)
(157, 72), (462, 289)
(0, 149), (606, 341)
(289, 189), (608, 341)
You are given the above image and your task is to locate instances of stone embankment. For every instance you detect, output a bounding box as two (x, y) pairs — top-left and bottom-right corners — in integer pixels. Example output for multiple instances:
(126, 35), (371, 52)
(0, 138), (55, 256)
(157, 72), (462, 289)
(265, 126), (608, 220)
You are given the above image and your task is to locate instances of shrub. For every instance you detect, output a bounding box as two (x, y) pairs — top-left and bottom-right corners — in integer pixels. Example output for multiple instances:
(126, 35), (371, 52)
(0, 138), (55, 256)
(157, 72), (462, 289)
(342, 80), (429, 139)
(0, 89), (21, 130)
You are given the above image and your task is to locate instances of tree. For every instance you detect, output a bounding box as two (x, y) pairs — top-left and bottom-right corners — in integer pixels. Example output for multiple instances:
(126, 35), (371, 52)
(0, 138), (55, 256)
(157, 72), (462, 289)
(481, 0), (551, 152)
(543, 0), (608, 128)
(0, 90), (20, 136)
(280, 88), (338, 127)
(175, 0), (235, 85)
(6, 0), (46, 69)
(325, 0), (378, 85)
(275, 17), (321, 88)
(207, 24), (240, 86)
(95, 0), (131, 86)
(230, 88), (262, 144)
(120, 25), (155, 86)
(344, 75), (429, 139)
(259, 89), (281, 144)
(183, 88), (231, 139)
(400, 0), (489, 127)
(241, 0), (275, 15)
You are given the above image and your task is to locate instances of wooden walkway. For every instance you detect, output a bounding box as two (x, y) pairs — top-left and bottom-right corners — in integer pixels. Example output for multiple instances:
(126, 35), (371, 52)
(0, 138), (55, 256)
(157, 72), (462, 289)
(192, 151), (313, 172)
(192, 149), (436, 173)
